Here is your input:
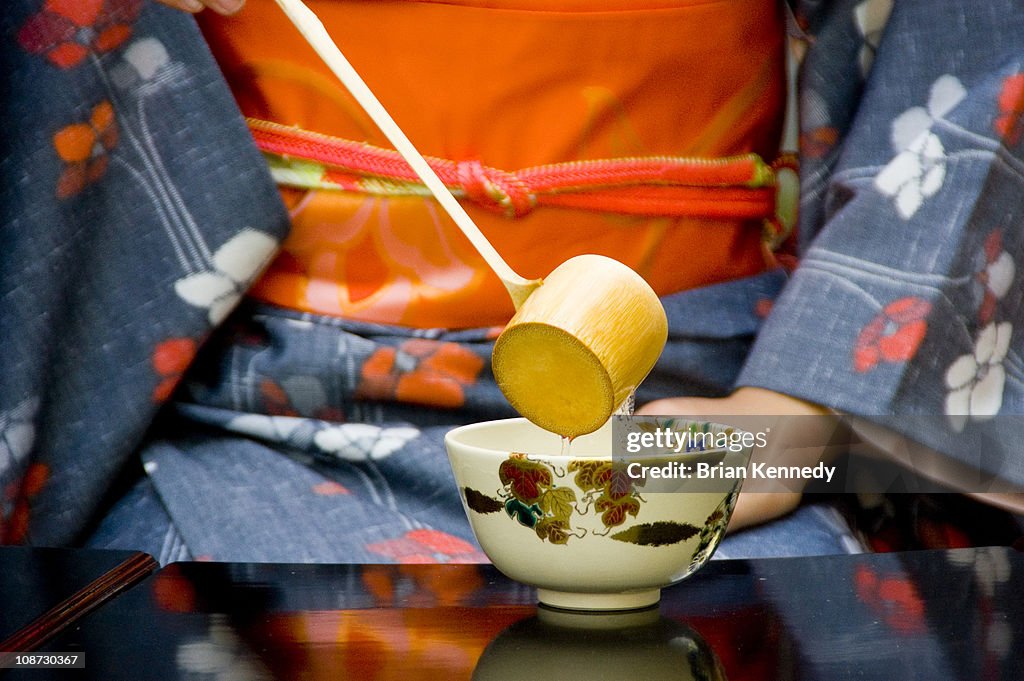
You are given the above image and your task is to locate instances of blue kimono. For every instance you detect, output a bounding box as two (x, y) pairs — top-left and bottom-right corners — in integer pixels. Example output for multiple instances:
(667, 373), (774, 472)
(1, 0), (1021, 564)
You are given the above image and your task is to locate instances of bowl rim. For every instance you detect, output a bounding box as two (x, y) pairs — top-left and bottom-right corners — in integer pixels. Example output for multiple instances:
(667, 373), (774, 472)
(444, 417), (550, 458)
(444, 416), (751, 462)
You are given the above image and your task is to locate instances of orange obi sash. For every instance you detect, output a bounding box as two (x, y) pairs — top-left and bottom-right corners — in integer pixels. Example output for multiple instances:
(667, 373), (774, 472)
(199, 0), (786, 328)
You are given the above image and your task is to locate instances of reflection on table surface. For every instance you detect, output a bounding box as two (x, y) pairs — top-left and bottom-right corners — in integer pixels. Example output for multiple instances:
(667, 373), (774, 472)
(18, 547), (1024, 680)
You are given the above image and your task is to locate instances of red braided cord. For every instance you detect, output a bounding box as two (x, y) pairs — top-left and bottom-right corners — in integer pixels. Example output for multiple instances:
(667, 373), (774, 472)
(249, 118), (776, 219)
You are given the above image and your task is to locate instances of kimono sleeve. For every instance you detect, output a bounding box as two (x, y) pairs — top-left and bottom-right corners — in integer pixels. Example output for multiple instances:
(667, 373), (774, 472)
(737, 0), (1024, 488)
(0, 3), (289, 544)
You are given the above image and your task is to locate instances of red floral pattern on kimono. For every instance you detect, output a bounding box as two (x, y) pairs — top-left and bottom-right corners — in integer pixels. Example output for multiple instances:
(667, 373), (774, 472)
(853, 297), (931, 373)
(53, 100), (118, 198)
(366, 529), (487, 564)
(994, 73), (1024, 145)
(17, 0), (142, 69)
(357, 340), (484, 409)
(1, 463), (49, 543)
(152, 338), (198, 403)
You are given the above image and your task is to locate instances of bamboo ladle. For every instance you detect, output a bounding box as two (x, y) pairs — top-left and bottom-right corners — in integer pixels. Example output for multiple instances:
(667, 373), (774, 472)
(273, 0), (668, 438)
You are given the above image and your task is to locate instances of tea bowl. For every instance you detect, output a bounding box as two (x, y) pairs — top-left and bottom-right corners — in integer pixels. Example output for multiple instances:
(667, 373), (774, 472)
(445, 417), (753, 610)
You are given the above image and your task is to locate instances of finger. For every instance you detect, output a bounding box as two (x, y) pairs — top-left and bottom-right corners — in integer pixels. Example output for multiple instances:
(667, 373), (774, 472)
(205, 0), (246, 15)
(156, 0), (246, 15)
(155, 0), (205, 12)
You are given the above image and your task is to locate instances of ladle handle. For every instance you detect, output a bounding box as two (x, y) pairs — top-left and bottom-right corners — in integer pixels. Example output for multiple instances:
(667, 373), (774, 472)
(272, 0), (542, 309)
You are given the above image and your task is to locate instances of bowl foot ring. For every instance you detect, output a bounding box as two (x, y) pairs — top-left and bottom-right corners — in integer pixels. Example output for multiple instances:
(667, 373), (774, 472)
(536, 588), (661, 612)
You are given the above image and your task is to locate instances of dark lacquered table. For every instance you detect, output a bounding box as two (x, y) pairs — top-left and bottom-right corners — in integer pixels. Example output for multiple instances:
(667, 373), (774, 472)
(3, 547), (1022, 679)
(0, 547), (155, 658)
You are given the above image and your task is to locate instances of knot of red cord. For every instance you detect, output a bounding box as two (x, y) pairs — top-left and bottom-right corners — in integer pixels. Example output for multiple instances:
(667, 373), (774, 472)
(455, 159), (537, 218)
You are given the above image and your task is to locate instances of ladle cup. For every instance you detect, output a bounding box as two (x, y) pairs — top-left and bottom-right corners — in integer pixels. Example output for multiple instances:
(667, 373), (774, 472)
(273, 0), (668, 437)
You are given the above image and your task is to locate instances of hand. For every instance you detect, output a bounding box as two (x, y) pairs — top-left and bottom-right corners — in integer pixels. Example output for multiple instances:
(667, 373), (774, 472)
(638, 387), (839, 531)
(155, 0), (246, 15)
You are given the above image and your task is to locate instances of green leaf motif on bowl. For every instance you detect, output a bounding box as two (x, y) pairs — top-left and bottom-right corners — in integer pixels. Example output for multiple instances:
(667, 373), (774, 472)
(538, 486), (577, 522)
(505, 498), (543, 528)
